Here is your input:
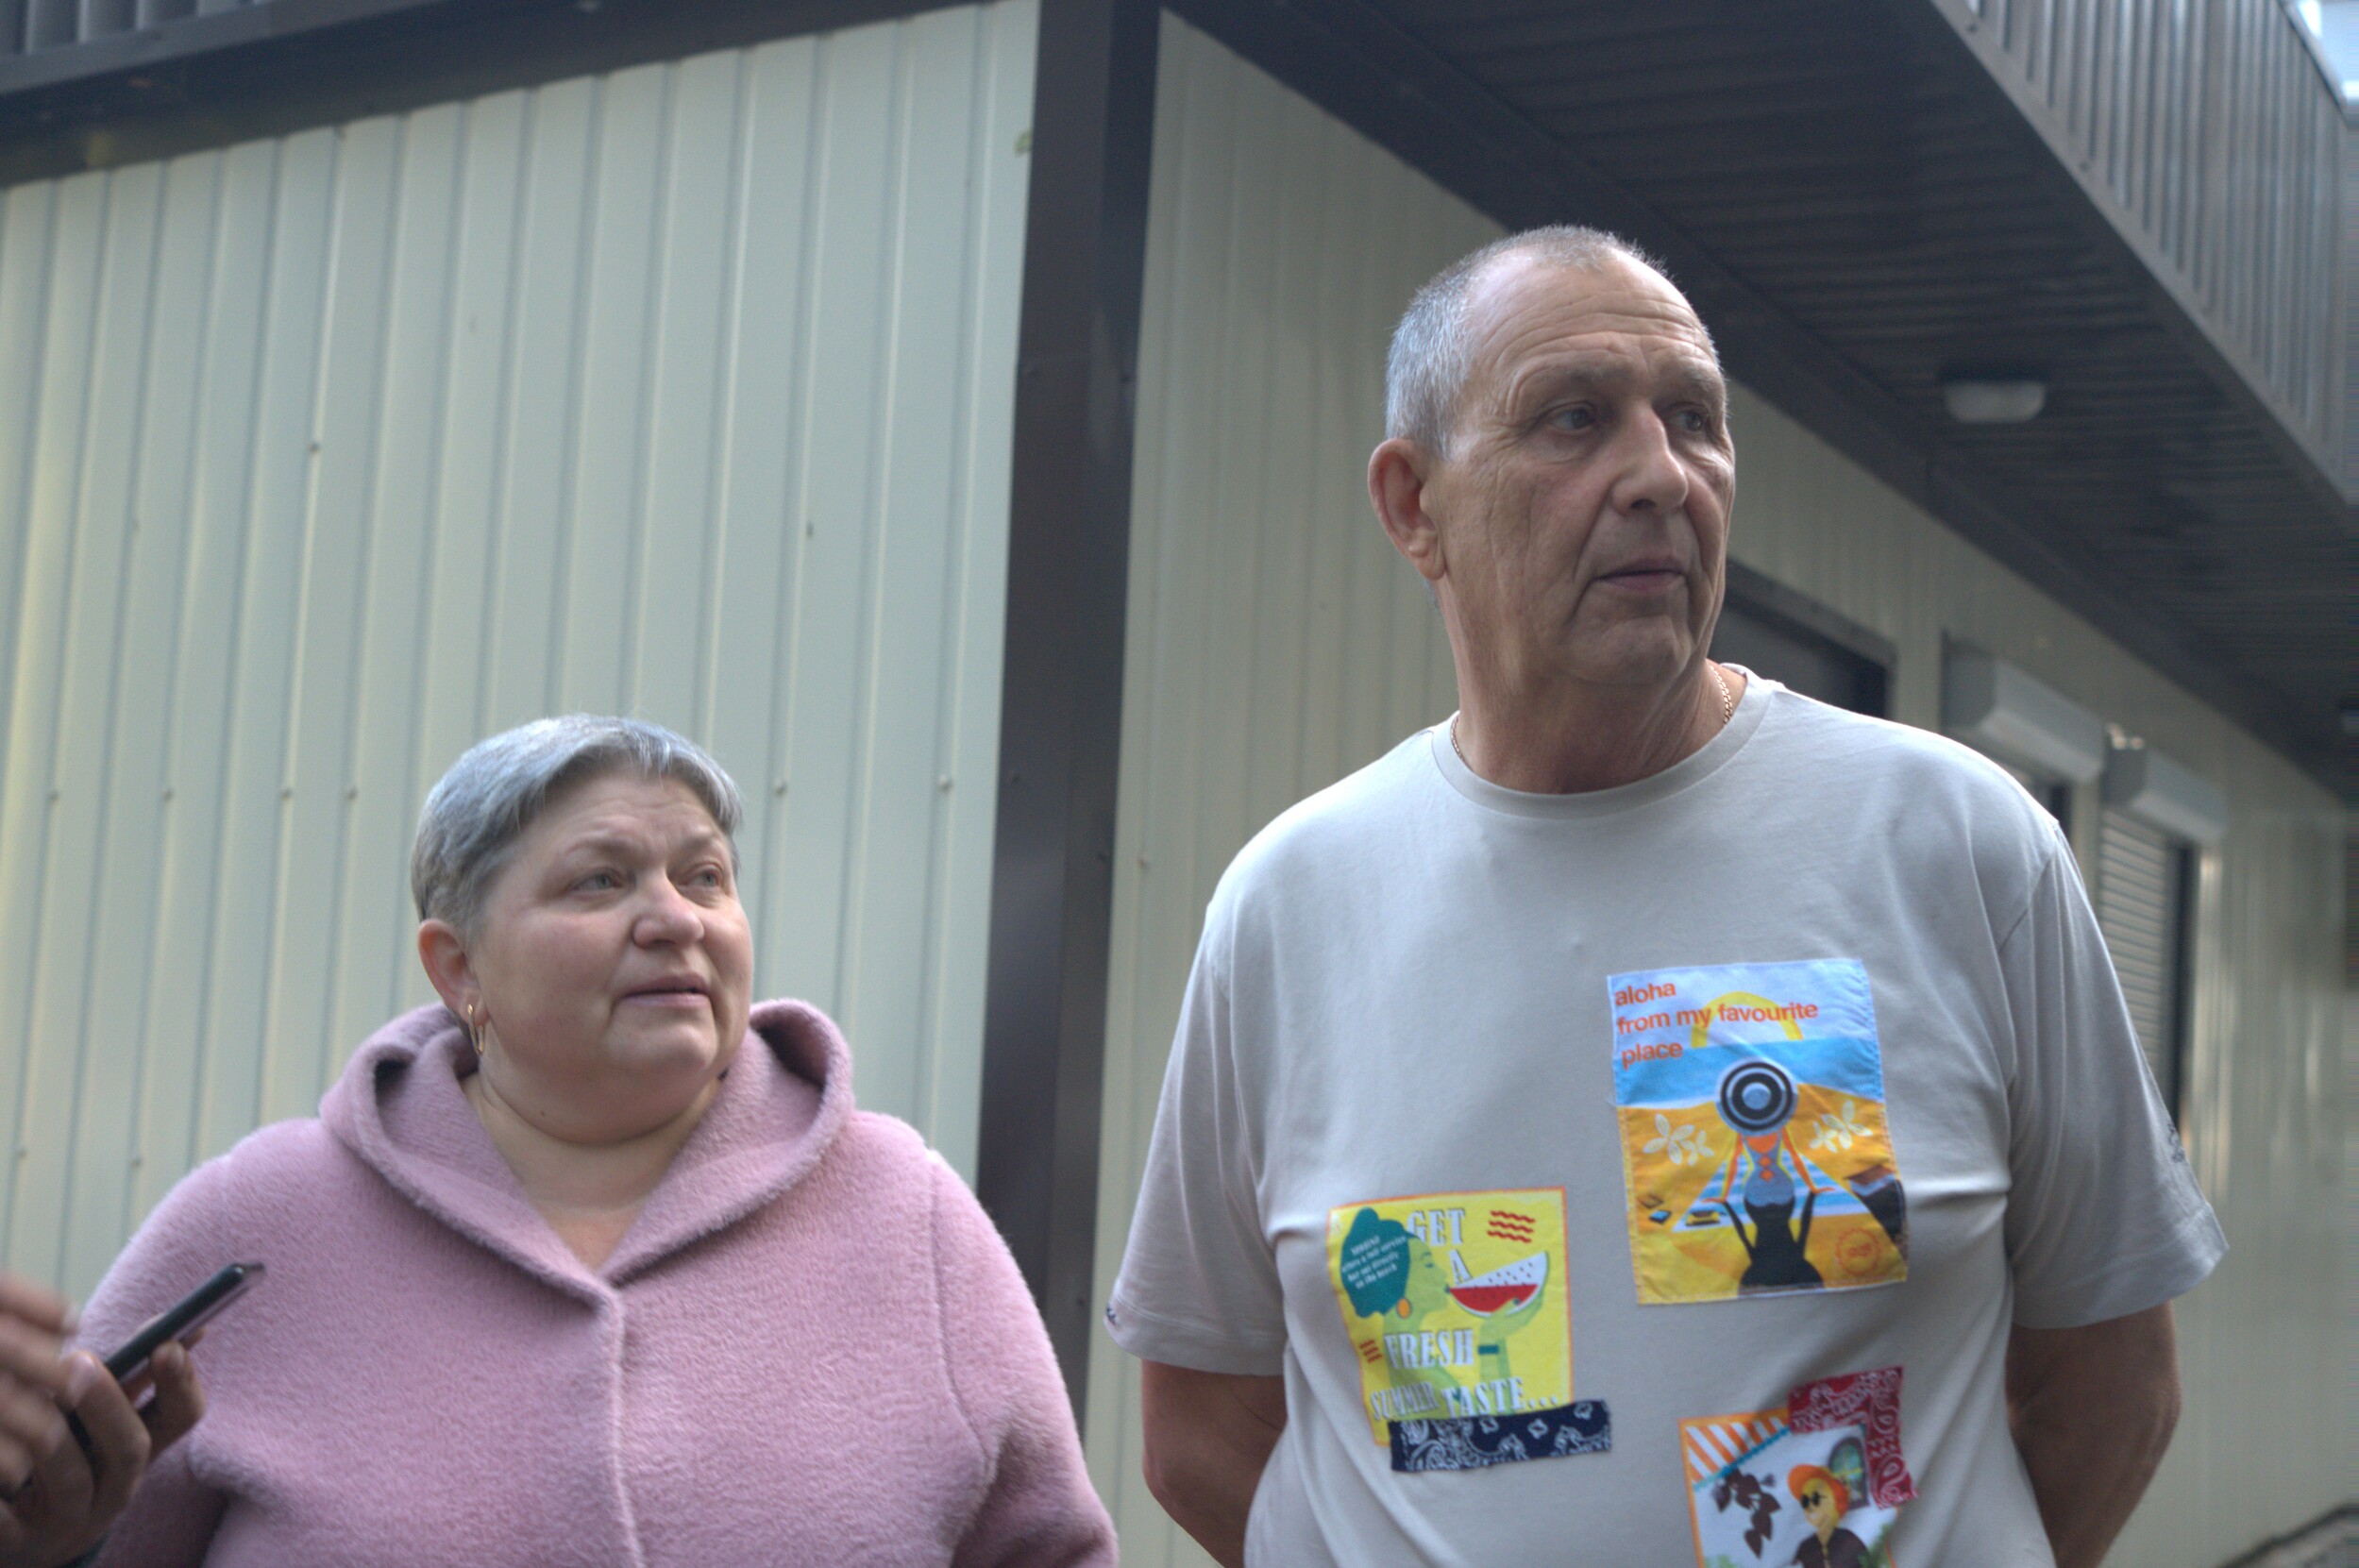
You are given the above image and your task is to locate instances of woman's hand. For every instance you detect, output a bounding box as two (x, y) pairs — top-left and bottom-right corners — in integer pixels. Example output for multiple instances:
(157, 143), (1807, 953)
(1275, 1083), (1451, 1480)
(0, 1275), (205, 1568)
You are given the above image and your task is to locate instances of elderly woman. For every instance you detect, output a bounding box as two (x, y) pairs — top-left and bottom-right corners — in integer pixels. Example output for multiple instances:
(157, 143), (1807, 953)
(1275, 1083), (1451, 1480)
(10, 717), (1114, 1567)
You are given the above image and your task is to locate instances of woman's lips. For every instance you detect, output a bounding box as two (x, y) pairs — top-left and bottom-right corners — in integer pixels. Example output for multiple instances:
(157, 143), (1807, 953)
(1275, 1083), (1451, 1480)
(619, 987), (710, 1007)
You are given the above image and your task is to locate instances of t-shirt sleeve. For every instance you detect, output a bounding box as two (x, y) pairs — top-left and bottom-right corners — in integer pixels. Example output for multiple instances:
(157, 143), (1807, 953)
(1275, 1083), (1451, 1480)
(1998, 833), (2225, 1328)
(1104, 920), (1287, 1375)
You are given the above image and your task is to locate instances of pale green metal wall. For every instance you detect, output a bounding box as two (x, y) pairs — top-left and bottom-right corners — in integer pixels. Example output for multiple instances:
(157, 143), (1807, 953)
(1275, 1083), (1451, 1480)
(1085, 15), (2345, 1567)
(0, 0), (1038, 1302)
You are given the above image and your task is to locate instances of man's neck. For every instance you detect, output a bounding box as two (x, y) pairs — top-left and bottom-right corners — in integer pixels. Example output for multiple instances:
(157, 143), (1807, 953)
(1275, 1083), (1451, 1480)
(1452, 660), (1743, 794)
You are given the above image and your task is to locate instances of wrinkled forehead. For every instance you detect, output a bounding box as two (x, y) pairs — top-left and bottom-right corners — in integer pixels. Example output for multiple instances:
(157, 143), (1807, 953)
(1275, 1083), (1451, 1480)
(1459, 251), (1721, 404)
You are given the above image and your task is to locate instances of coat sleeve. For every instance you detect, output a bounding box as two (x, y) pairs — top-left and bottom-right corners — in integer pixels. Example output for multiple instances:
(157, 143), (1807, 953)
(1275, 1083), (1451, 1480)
(929, 1158), (1117, 1568)
(74, 1156), (243, 1568)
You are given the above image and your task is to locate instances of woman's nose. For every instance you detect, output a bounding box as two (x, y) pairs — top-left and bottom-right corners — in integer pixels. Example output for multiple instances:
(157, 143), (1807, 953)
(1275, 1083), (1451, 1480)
(633, 882), (704, 943)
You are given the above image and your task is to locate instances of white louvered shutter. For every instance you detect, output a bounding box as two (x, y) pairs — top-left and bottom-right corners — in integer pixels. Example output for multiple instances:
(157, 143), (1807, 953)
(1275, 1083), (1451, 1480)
(2096, 811), (2186, 1117)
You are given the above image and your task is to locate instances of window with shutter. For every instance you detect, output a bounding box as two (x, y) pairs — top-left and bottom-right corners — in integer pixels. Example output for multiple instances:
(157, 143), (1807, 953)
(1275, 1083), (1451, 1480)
(2095, 811), (2191, 1120)
(1997, 762), (2071, 832)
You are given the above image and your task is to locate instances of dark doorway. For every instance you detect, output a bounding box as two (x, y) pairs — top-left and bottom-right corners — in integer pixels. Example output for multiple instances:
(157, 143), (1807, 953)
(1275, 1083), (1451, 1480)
(1711, 561), (1893, 717)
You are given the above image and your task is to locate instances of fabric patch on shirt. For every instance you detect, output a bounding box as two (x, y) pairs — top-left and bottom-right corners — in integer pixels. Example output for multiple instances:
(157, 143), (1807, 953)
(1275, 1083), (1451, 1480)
(1389, 1399), (1610, 1472)
(1324, 1189), (1572, 1447)
(1609, 959), (1909, 1306)
(1680, 1366), (1913, 1568)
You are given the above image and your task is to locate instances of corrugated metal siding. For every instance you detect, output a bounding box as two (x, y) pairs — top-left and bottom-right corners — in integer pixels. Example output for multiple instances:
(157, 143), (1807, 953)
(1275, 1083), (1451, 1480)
(0, 0), (1038, 1301)
(1944, 0), (2346, 473)
(1089, 16), (2345, 1567)
(1079, 17), (1489, 1563)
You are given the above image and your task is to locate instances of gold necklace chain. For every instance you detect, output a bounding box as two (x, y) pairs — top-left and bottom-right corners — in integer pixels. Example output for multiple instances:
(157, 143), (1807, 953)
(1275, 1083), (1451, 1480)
(1449, 664), (1735, 767)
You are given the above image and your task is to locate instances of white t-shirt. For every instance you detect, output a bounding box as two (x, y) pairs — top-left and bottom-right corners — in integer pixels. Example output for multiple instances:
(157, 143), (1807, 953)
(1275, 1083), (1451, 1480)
(1106, 676), (2223, 1568)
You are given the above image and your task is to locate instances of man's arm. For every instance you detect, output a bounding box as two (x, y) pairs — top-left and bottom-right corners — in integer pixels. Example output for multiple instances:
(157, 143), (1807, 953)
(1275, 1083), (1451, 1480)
(1138, 1362), (1287, 1568)
(2006, 1302), (2180, 1568)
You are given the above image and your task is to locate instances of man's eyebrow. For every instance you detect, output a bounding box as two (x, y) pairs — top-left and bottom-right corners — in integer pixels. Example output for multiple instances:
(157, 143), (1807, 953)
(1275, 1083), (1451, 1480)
(1511, 355), (1727, 406)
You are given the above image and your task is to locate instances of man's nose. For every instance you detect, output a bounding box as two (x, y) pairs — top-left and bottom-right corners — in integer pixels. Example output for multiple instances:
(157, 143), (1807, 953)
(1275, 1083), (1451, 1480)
(1605, 407), (1691, 515)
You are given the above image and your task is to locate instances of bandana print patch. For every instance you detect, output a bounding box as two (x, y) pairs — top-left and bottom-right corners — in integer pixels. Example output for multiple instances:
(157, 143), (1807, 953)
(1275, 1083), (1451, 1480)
(1390, 1400), (1610, 1473)
(1325, 1189), (1573, 1447)
(1681, 1367), (1914, 1568)
(1609, 959), (1909, 1305)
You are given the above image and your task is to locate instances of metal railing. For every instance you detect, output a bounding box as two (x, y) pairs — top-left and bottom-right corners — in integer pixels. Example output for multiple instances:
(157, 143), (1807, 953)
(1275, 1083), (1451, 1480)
(0, 0), (261, 56)
(1946, 0), (2349, 492)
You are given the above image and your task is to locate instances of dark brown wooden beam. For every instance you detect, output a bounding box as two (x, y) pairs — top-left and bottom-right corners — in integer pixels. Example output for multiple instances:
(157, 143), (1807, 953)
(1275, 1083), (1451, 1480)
(973, 0), (1158, 1424)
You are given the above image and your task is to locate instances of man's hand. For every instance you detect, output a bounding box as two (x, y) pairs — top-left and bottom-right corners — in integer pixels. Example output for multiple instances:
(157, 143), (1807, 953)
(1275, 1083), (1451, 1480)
(1138, 1362), (1286, 1568)
(2007, 1302), (2181, 1568)
(0, 1274), (206, 1568)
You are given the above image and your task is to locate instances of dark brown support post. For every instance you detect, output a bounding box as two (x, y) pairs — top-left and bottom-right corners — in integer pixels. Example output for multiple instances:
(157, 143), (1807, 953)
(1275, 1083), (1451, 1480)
(975, 0), (1158, 1424)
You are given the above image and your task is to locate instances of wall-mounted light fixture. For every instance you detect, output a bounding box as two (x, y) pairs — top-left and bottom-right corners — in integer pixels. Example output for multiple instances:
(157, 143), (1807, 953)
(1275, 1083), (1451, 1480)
(1942, 372), (2047, 425)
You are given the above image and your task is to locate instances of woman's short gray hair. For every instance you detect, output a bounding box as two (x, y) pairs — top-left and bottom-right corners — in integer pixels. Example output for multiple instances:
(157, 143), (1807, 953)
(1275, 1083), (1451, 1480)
(1385, 225), (1670, 455)
(411, 716), (745, 935)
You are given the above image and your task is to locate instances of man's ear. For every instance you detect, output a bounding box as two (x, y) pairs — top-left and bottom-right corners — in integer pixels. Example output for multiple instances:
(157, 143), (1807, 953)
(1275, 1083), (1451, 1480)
(1368, 437), (1447, 584)
(417, 919), (480, 1019)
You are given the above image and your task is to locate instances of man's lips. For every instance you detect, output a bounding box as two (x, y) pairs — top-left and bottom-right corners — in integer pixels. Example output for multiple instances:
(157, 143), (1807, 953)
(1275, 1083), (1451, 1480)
(1595, 562), (1686, 591)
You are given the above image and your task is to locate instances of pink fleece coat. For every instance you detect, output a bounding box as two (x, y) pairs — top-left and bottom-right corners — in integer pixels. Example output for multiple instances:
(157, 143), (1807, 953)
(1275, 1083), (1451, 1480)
(76, 1001), (1116, 1567)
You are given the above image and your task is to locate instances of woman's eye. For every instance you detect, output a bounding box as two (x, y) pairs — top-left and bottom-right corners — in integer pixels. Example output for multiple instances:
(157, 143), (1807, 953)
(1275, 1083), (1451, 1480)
(578, 870), (620, 892)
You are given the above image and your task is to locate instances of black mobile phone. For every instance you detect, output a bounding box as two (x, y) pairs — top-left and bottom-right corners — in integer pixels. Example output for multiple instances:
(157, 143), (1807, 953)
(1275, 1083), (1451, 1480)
(102, 1261), (264, 1386)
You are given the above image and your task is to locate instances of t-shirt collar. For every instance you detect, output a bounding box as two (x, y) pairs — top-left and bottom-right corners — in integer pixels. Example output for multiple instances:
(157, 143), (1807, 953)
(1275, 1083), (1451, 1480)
(1427, 666), (1775, 821)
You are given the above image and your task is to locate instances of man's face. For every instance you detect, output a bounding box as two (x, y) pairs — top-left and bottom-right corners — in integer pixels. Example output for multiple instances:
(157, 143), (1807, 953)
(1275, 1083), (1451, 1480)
(1421, 253), (1735, 696)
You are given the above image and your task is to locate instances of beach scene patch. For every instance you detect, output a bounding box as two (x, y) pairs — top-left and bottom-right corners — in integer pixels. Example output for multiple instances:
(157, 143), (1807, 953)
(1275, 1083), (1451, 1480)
(1609, 959), (1908, 1306)
(1325, 1189), (1572, 1448)
(1682, 1366), (1915, 1568)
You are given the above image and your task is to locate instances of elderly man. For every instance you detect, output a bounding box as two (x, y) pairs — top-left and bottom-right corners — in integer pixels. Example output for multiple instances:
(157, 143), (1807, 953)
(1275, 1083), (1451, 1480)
(1103, 227), (2221, 1568)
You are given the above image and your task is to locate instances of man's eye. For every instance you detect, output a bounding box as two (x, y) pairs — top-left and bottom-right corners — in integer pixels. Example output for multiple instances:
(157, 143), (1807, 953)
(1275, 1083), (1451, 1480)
(1548, 406), (1596, 431)
(578, 870), (621, 892)
(1671, 408), (1710, 432)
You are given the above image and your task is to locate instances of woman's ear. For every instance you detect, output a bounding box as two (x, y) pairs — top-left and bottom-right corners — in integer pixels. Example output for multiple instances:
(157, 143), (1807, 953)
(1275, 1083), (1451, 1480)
(417, 919), (479, 1019)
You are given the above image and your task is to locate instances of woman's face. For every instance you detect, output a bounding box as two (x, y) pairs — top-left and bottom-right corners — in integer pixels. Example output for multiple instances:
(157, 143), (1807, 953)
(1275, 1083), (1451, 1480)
(458, 771), (753, 1143)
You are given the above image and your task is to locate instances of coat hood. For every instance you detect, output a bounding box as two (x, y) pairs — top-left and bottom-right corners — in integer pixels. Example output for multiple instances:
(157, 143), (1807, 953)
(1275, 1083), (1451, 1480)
(320, 999), (852, 1302)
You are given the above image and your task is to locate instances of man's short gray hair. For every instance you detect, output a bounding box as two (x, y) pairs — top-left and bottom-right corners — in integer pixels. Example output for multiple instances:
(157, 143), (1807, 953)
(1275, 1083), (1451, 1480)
(411, 715), (745, 936)
(1385, 225), (1671, 454)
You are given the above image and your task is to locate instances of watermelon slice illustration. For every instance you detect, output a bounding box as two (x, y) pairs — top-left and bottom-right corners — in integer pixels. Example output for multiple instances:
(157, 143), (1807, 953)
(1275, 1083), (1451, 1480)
(1445, 1251), (1547, 1316)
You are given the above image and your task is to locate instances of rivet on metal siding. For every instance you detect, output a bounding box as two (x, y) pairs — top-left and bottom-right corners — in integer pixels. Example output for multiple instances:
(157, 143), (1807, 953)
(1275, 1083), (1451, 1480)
(936, 775), (952, 791)
(804, 520), (815, 537)
(46, 789), (59, 803)
(773, 780), (788, 796)
(308, 441), (321, 455)
(1015, 128), (1032, 156)
(129, 1155), (142, 1169)
(280, 785), (294, 801)
(160, 787), (172, 801)
(345, 785), (359, 801)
